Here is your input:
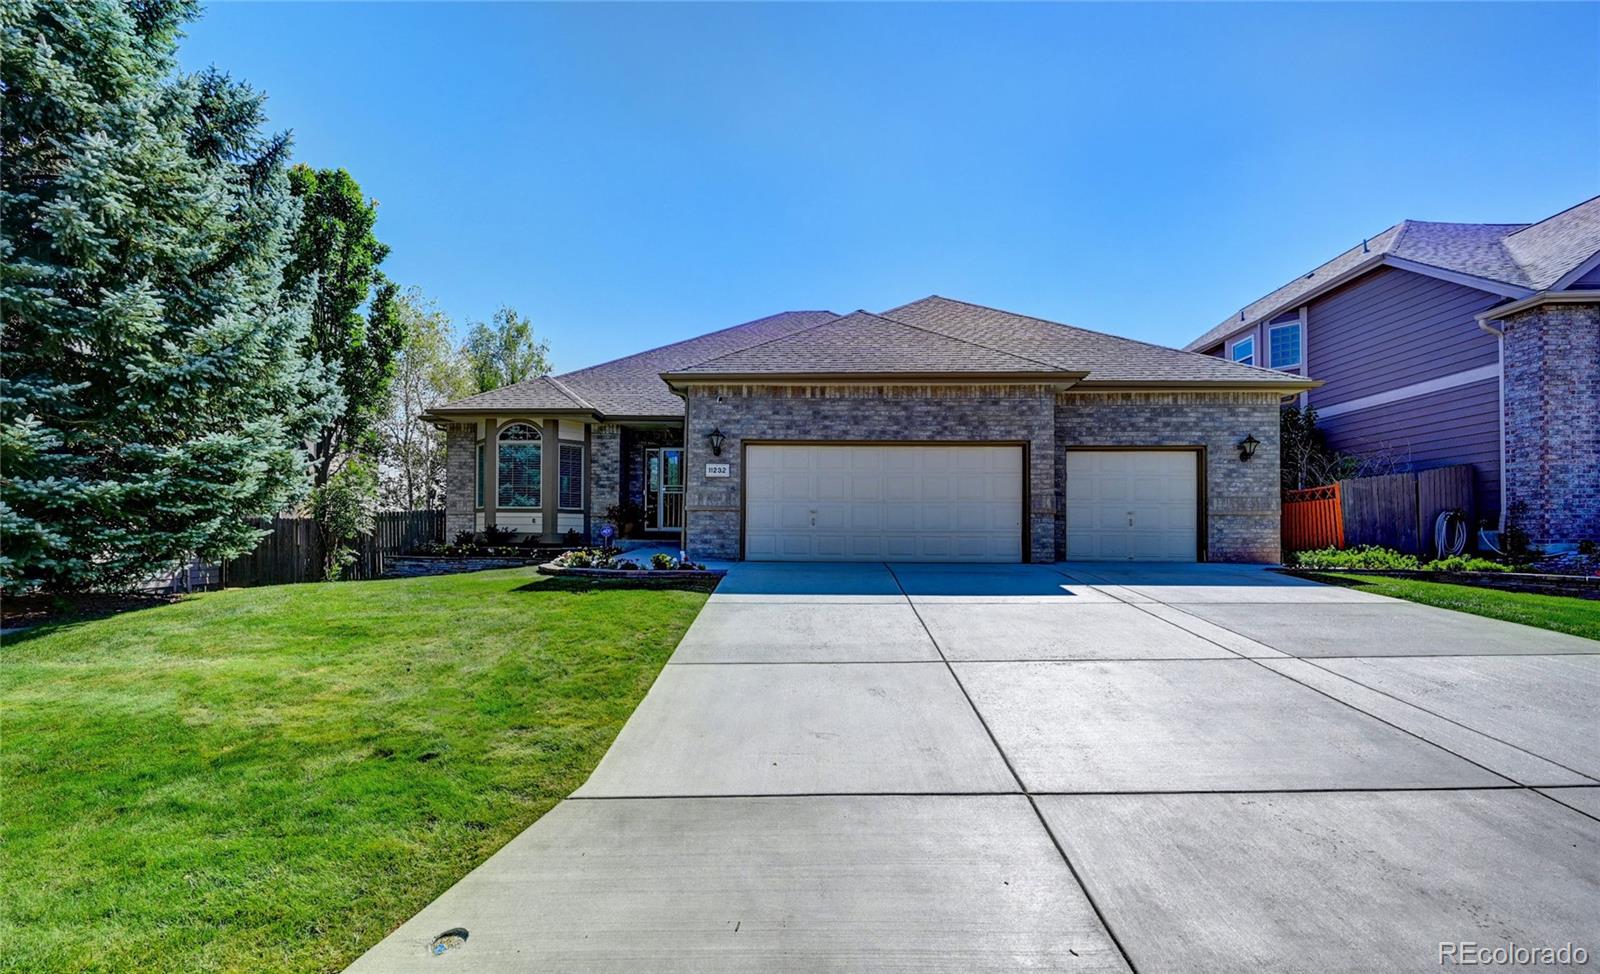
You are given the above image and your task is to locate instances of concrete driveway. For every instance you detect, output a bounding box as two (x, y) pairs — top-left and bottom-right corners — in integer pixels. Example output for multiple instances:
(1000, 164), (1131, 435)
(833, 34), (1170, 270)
(349, 562), (1599, 973)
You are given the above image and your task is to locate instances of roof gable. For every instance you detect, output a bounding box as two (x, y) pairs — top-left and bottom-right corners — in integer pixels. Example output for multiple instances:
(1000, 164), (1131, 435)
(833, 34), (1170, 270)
(888, 296), (1303, 386)
(1188, 195), (1600, 351)
(1505, 195), (1600, 290)
(668, 310), (1065, 377)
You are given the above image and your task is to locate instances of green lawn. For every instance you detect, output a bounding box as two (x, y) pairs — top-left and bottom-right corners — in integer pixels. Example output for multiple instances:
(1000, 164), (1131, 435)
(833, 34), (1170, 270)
(1, 569), (713, 974)
(1306, 572), (1600, 641)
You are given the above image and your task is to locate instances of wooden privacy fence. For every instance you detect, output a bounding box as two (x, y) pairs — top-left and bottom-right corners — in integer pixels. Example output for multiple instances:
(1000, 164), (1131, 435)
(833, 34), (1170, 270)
(1282, 483), (1343, 552)
(1282, 464), (1476, 557)
(219, 510), (444, 588)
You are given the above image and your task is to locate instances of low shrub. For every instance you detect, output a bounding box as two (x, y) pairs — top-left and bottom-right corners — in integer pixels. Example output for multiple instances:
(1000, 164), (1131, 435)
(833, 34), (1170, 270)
(1420, 555), (1510, 573)
(1292, 547), (1513, 573)
(650, 553), (679, 570)
(1290, 545), (1420, 570)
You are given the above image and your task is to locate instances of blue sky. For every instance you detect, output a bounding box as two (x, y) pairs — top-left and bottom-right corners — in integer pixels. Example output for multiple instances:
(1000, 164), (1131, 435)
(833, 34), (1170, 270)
(180, 2), (1600, 370)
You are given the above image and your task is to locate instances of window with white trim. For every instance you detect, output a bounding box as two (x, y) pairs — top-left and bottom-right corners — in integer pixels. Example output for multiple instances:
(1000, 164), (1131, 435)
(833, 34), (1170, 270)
(496, 422), (542, 508)
(1268, 322), (1302, 370)
(558, 442), (584, 511)
(1230, 335), (1255, 366)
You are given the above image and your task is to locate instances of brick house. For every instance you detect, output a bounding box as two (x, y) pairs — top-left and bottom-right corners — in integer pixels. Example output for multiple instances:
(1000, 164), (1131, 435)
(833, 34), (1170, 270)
(424, 296), (1313, 563)
(1187, 195), (1600, 549)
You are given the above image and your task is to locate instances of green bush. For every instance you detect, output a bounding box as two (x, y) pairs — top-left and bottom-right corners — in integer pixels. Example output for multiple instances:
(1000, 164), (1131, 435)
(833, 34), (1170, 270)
(1420, 555), (1510, 573)
(1290, 546), (1421, 570)
(650, 553), (679, 570)
(1291, 547), (1514, 572)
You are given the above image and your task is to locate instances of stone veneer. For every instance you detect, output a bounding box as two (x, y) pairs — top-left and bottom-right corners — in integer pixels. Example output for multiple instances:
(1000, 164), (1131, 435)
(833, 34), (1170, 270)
(1055, 391), (1283, 563)
(1499, 301), (1600, 546)
(443, 421), (478, 541)
(681, 383), (1282, 563)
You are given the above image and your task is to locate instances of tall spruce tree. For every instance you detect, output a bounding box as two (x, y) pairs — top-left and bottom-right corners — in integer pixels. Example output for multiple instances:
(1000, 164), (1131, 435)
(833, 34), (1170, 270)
(283, 165), (403, 488)
(0, 0), (336, 592)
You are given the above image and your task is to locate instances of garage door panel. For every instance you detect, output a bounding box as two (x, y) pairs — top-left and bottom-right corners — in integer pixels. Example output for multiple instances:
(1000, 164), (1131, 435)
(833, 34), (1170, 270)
(745, 444), (1022, 563)
(1066, 450), (1198, 562)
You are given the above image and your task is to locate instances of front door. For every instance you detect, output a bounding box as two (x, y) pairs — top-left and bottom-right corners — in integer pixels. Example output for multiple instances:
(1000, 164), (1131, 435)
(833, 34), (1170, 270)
(645, 447), (685, 531)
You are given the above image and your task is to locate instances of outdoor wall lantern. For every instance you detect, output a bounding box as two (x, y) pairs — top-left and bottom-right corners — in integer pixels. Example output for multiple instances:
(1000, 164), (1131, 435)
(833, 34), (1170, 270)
(706, 428), (727, 457)
(1237, 434), (1260, 462)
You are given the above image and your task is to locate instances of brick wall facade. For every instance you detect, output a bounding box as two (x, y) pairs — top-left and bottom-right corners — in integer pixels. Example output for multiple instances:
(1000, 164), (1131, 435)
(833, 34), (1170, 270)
(1055, 391), (1283, 562)
(1500, 302), (1600, 546)
(443, 421), (478, 541)
(446, 386), (1286, 562)
(590, 423), (622, 517)
(684, 384), (1057, 562)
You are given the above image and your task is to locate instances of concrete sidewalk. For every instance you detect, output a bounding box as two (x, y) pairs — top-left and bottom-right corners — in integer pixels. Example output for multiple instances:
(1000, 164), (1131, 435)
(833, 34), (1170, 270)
(348, 562), (1599, 973)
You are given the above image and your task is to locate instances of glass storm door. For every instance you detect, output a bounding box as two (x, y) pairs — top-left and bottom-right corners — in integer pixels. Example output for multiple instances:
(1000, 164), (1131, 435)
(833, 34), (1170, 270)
(645, 447), (685, 530)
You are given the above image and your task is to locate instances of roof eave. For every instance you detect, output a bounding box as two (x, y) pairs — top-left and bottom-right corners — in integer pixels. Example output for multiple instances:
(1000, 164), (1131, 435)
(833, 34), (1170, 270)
(661, 369), (1089, 388)
(1069, 378), (1323, 393)
(1476, 289), (1600, 327)
(1183, 254), (1535, 352)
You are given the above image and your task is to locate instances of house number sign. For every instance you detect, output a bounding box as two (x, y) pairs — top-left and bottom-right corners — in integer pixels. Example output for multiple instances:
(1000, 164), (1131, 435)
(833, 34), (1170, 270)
(705, 462), (731, 478)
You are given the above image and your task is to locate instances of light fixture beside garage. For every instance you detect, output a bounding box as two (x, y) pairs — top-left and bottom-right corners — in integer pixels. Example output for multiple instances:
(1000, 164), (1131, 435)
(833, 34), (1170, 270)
(706, 428), (727, 457)
(1237, 434), (1260, 462)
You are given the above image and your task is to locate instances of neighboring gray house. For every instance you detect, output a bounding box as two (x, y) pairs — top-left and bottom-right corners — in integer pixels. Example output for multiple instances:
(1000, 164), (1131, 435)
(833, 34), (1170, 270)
(424, 297), (1311, 563)
(1187, 195), (1600, 548)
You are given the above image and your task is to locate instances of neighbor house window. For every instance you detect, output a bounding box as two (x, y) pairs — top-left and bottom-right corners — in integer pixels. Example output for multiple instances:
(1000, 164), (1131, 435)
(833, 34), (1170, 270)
(1230, 335), (1256, 366)
(476, 443), (485, 508)
(558, 442), (584, 511)
(496, 422), (541, 508)
(1269, 322), (1302, 370)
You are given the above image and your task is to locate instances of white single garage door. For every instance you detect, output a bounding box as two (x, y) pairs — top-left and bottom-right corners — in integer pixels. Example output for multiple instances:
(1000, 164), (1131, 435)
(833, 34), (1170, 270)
(1064, 450), (1198, 561)
(745, 444), (1023, 562)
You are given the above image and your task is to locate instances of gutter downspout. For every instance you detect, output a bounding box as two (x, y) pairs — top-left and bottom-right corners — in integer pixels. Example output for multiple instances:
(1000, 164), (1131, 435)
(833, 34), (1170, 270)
(1477, 316), (1507, 533)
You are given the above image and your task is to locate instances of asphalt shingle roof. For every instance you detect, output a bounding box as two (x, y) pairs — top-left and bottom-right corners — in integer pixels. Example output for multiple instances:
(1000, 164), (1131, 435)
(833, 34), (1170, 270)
(432, 295), (1315, 422)
(429, 310), (837, 418)
(667, 310), (1069, 377)
(884, 296), (1305, 386)
(1186, 195), (1600, 352)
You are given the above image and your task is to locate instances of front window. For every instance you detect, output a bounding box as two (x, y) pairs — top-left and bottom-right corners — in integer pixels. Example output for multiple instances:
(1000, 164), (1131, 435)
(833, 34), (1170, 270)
(1230, 335), (1255, 366)
(1269, 322), (1302, 370)
(558, 442), (584, 511)
(497, 422), (541, 508)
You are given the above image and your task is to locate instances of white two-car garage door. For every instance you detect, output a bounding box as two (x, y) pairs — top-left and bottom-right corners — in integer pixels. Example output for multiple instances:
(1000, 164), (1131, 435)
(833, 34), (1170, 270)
(745, 444), (1023, 562)
(1064, 450), (1199, 561)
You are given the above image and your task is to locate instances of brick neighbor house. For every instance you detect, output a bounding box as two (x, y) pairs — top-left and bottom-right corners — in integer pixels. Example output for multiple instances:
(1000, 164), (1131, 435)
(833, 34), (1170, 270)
(424, 296), (1311, 564)
(1187, 195), (1600, 549)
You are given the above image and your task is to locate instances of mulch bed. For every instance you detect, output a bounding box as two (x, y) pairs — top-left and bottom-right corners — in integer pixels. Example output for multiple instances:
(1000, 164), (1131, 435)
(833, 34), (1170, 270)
(1276, 567), (1600, 600)
(536, 564), (726, 581)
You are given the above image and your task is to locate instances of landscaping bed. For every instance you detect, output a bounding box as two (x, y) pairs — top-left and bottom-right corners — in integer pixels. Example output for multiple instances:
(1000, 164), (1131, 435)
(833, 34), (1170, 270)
(536, 548), (723, 581)
(1294, 572), (1600, 641)
(1276, 567), (1600, 600)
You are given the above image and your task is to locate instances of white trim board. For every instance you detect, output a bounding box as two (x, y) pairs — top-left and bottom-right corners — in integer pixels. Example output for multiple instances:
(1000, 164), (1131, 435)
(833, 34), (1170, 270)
(1316, 364), (1500, 419)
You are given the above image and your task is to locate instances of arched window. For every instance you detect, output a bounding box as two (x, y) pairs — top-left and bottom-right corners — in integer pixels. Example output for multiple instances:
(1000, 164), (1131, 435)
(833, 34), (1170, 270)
(497, 422), (541, 508)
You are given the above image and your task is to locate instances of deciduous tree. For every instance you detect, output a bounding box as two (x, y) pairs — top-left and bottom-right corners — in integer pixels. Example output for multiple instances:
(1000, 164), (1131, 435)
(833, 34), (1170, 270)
(461, 306), (551, 393)
(283, 165), (403, 487)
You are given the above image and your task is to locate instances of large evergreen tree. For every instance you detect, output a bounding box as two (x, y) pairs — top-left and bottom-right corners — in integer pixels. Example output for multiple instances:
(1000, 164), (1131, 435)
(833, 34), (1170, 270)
(0, 0), (336, 592)
(282, 165), (403, 488)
